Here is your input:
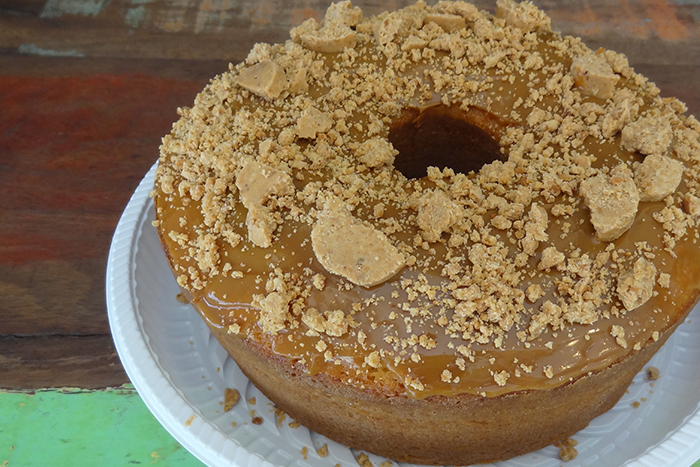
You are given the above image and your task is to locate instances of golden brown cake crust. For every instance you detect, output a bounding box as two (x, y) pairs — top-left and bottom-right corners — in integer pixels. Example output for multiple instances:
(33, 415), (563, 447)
(153, 0), (700, 463)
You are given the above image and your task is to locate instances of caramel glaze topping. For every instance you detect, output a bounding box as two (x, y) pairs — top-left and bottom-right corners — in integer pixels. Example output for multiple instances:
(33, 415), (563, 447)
(154, 0), (700, 398)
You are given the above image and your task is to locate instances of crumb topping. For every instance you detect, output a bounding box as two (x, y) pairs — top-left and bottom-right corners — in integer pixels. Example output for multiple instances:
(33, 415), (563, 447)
(634, 154), (684, 202)
(416, 189), (462, 242)
(579, 164), (639, 242)
(311, 207), (406, 287)
(616, 258), (656, 312)
(234, 61), (287, 100)
(570, 52), (619, 100)
(496, 0), (550, 33)
(236, 159), (295, 247)
(355, 137), (398, 168)
(155, 0), (700, 398)
(622, 116), (673, 157)
(297, 106), (335, 139)
(291, 1), (361, 53)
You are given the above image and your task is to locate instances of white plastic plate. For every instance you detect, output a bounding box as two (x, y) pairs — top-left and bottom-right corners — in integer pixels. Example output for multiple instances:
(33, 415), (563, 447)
(107, 165), (700, 467)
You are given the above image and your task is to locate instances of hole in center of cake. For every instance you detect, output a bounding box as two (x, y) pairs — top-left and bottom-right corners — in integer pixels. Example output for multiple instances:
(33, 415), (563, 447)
(389, 104), (506, 180)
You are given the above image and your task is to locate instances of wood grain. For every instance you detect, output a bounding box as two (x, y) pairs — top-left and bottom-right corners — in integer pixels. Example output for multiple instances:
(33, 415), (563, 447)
(1, 0), (699, 389)
(0, 335), (127, 388)
(0, 71), (203, 388)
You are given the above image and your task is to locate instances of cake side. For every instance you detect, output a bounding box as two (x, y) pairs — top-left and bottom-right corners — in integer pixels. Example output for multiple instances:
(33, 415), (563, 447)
(203, 302), (691, 465)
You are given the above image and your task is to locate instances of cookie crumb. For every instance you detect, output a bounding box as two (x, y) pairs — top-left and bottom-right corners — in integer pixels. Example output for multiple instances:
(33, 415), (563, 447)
(610, 324), (628, 349)
(617, 258), (656, 312)
(580, 164), (639, 242)
(647, 366), (660, 381)
(525, 284), (545, 303)
(538, 246), (565, 270)
(312, 208), (405, 287)
(316, 443), (329, 458)
(356, 137), (397, 168)
(622, 117), (673, 157)
(416, 189), (462, 243)
(570, 53), (619, 99)
(634, 154), (683, 202)
(297, 106), (334, 139)
(356, 452), (373, 467)
(224, 388), (240, 412)
(543, 365), (554, 379)
(555, 438), (578, 462)
(234, 60), (286, 100)
(274, 407), (287, 426)
(683, 193), (700, 217)
(291, 3), (359, 53)
(493, 370), (510, 386)
(558, 445), (578, 462)
(496, 0), (550, 32)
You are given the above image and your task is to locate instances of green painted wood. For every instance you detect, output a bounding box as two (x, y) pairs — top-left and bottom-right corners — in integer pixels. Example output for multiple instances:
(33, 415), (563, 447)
(0, 386), (203, 466)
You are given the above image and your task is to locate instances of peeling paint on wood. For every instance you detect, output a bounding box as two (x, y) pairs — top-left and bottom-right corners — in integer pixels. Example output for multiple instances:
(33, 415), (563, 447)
(40, 0), (113, 18)
(18, 43), (84, 57)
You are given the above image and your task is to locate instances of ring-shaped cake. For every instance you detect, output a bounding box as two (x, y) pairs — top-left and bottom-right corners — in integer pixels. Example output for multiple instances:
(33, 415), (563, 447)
(153, 1), (700, 464)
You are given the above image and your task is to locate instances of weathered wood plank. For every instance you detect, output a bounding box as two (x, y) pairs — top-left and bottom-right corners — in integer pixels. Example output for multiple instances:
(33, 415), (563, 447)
(0, 335), (128, 389)
(0, 71), (203, 387)
(0, 55), (229, 79)
(2, 1), (699, 63)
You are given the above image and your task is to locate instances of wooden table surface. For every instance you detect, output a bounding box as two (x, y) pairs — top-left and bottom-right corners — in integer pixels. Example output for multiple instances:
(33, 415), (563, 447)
(1, 0), (700, 465)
